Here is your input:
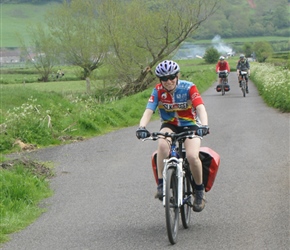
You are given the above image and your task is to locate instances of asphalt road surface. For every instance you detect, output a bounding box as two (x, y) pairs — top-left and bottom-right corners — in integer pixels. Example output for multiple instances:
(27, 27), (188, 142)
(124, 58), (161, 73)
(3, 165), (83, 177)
(2, 74), (289, 250)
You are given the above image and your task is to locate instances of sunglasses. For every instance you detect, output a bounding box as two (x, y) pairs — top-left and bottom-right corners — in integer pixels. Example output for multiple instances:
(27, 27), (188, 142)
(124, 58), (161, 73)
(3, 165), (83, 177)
(160, 74), (177, 82)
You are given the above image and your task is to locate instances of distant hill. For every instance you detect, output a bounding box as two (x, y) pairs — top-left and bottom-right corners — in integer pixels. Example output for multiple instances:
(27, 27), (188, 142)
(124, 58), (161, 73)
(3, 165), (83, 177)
(1, 3), (59, 47)
(1, 0), (289, 48)
(193, 0), (289, 39)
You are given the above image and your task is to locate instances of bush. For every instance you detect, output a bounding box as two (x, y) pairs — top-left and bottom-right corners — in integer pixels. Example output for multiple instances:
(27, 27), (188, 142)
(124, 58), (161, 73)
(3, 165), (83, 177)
(253, 41), (274, 62)
(203, 47), (220, 64)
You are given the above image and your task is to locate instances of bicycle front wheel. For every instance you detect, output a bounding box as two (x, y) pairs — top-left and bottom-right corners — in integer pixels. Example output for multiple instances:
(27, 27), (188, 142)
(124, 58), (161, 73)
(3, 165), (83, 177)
(241, 80), (246, 97)
(180, 174), (192, 229)
(165, 167), (179, 245)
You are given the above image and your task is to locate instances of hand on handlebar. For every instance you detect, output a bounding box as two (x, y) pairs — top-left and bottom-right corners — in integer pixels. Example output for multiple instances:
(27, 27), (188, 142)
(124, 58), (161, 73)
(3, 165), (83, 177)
(136, 127), (151, 139)
(196, 126), (210, 137)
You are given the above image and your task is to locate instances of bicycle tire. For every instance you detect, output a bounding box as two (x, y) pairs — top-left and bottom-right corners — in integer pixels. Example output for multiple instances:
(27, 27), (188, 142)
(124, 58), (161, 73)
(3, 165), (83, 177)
(222, 78), (226, 96)
(241, 80), (246, 97)
(180, 174), (192, 229)
(165, 167), (179, 245)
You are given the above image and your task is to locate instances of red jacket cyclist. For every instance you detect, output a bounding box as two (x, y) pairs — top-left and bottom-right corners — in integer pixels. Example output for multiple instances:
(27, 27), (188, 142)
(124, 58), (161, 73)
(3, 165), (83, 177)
(215, 56), (230, 84)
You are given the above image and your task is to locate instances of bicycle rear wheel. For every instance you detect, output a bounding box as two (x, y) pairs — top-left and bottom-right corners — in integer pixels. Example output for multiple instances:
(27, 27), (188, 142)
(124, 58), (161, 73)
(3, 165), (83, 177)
(221, 81), (225, 96)
(180, 174), (192, 229)
(165, 167), (179, 245)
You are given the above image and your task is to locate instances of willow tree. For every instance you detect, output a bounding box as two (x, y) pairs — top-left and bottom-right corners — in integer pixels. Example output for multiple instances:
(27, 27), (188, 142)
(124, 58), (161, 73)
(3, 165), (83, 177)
(19, 24), (59, 82)
(98, 0), (219, 96)
(46, 0), (109, 79)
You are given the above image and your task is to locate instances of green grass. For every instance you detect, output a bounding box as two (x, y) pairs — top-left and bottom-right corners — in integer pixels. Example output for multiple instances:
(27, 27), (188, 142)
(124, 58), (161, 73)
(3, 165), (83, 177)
(251, 63), (290, 112)
(0, 161), (53, 244)
(0, 3), (58, 47)
(0, 59), (217, 153)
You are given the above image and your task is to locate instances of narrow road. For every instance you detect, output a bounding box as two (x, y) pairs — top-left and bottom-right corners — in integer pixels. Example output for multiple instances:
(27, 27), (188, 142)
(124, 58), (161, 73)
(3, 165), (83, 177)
(2, 74), (289, 250)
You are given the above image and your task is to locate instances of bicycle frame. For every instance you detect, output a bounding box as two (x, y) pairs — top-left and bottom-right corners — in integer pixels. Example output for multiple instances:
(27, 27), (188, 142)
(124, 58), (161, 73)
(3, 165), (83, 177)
(145, 131), (198, 207)
(162, 142), (184, 207)
(143, 130), (204, 245)
(218, 70), (229, 95)
(240, 71), (248, 97)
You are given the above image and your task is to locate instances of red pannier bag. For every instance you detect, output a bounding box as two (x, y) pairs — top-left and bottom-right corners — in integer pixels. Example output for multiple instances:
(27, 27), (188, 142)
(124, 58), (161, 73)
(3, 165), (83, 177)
(216, 84), (222, 92)
(199, 147), (220, 192)
(151, 147), (220, 192)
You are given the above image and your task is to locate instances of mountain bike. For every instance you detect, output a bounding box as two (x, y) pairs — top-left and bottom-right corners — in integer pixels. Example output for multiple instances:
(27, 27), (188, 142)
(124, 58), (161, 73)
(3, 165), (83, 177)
(216, 70), (230, 96)
(240, 71), (248, 97)
(144, 129), (204, 245)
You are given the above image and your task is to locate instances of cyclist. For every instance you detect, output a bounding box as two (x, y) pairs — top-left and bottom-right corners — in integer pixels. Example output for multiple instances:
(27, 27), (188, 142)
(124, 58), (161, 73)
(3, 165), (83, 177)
(236, 54), (250, 93)
(136, 60), (209, 212)
(216, 56), (230, 84)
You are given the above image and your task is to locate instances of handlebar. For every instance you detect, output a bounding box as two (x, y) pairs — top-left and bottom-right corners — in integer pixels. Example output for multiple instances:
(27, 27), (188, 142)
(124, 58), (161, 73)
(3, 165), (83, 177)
(143, 129), (203, 143)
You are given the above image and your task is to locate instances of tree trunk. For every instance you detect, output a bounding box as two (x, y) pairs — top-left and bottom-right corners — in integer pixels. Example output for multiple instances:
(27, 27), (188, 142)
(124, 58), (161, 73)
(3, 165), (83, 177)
(86, 77), (91, 94)
(121, 67), (156, 96)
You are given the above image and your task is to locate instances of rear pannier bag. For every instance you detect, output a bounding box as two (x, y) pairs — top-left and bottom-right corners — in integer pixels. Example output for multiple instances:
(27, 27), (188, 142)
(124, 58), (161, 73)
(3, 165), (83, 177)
(199, 147), (220, 192)
(151, 147), (220, 192)
(216, 84), (230, 92)
(224, 84), (230, 92)
(216, 85), (222, 92)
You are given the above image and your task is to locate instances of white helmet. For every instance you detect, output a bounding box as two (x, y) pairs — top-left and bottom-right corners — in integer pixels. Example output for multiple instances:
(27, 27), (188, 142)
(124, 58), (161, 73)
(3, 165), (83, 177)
(155, 60), (180, 77)
(219, 56), (225, 60)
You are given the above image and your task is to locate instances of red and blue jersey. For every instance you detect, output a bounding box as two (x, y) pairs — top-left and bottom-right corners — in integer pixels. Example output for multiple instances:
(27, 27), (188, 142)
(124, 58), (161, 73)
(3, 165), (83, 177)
(146, 80), (204, 126)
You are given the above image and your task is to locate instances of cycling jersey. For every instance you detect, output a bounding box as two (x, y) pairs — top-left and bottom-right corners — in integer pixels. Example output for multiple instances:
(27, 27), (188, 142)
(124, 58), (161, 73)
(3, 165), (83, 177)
(146, 80), (204, 126)
(216, 61), (230, 73)
(236, 59), (250, 71)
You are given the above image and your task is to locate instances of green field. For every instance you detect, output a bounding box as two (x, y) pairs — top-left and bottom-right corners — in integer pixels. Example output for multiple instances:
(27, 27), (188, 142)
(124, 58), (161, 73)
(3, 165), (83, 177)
(1, 3), (57, 47)
(1, 3), (289, 48)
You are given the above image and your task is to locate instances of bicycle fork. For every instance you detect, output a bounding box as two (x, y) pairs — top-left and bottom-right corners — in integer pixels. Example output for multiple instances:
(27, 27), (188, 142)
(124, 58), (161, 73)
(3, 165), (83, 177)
(162, 157), (184, 207)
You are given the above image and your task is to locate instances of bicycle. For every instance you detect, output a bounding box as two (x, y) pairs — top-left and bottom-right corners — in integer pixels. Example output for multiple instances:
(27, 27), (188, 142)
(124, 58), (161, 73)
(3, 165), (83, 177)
(144, 129), (204, 245)
(240, 71), (248, 97)
(216, 70), (230, 96)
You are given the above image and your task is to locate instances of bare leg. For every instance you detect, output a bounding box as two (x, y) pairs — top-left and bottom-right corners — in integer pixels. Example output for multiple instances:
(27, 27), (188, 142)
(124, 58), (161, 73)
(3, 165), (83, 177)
(156, 127), (172, 179)
(184, 137), (202, 185)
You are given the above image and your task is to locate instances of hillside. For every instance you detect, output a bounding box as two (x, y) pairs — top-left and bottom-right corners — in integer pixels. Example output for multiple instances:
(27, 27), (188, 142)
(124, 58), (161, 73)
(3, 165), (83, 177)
(0, 0), (289, 48)
(1, 3), (59, 47)
(193, 0), (289, 39)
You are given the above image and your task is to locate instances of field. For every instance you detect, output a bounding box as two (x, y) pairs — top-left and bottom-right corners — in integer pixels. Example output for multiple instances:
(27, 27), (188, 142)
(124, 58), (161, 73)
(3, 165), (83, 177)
(1, 3), (289, 48)
(1, 3), (58, 47)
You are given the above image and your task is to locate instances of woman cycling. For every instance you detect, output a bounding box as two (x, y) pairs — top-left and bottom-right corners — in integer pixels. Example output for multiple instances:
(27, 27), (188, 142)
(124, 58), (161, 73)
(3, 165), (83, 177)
(136, 60), (209, 212)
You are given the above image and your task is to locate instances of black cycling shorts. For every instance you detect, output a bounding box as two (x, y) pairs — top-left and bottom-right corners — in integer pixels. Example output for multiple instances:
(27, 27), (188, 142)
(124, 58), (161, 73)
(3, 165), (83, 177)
(160, 123), (199, 133)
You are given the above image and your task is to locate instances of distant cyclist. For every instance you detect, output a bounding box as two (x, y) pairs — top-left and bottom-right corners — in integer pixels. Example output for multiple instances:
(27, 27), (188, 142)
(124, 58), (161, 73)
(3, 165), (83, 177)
(236, 54), (250, 93)
(216, 56), (230, 84)
(136, 60), (209, 212)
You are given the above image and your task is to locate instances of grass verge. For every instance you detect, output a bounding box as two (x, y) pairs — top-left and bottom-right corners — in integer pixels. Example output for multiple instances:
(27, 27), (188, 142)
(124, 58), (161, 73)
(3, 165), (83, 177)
(0, 158), (54, 244)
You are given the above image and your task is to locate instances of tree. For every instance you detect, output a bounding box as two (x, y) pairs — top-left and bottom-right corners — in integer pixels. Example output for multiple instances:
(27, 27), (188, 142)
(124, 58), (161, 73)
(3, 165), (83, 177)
(203, 47), (220, 64)
(19, 24), (59, 82)
(242, 43), (253, 58)
(253, 41), (273, 62)
(98, 0), (219, 96)
(46, 0), (109, 79)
